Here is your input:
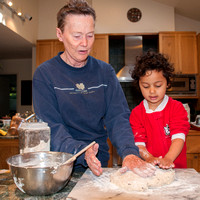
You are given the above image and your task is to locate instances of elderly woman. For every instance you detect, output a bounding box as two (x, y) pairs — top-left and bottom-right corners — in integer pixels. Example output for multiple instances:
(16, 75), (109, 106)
(33, 0), (155, 177)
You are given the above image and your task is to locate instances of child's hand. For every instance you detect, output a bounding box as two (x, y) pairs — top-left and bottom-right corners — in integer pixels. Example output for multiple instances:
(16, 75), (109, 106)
(158, 156), (175, 169)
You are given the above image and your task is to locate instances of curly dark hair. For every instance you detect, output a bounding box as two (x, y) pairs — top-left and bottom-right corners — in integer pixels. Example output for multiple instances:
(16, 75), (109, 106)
(131, 51), (174, 87)
(57, 0), (96, 33)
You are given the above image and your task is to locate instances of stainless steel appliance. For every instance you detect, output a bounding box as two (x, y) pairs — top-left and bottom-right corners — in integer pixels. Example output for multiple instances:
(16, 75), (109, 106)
(117, 36), (143, 82)
(167, 74), (196, 96)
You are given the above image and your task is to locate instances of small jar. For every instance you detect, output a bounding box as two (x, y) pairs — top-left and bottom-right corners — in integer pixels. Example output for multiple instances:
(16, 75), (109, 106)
(18, 122), (50, 154)
(196, 115), (200, 125)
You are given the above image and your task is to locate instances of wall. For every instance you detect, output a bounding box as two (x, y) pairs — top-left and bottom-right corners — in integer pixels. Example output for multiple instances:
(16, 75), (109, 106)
(93, 0), (174, 33)
(37, 0), (174, 39)
(38, 0), (92, 39)
(175, 14), (200, 33)
(0, 59), (32, 114)
(0, 0), (38, 44)
(1, 0), (200, 42)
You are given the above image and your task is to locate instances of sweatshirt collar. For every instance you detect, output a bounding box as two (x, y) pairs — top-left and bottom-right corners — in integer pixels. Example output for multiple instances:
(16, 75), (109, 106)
(143, 95), (169, 113)
(57, 52), (90, 72)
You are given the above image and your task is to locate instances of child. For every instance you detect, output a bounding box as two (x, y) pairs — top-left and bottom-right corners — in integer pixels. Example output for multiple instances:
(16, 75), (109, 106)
(130, 51), (190, 169)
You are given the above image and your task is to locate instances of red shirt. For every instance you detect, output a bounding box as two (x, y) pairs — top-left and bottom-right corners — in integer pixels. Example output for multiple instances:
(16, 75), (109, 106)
(130, 96), (190, 168)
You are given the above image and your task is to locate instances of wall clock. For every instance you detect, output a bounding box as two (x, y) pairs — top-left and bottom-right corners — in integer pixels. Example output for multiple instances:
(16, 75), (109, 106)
(127, 8), (142, 22)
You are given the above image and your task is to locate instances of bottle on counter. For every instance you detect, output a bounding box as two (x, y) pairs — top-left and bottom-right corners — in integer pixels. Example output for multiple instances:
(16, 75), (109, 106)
(7, 113), (23, 135)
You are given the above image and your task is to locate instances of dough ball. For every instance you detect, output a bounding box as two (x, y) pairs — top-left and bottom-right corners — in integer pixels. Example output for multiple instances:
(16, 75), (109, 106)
(110, 168), (175, 191)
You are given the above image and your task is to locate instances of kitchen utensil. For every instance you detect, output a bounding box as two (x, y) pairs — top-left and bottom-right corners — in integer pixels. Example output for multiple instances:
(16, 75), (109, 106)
(62, 141), (96, 165)
(7, 151), (74, 196)
(24, 113), (35, 122)
(7, 141), (96, 196)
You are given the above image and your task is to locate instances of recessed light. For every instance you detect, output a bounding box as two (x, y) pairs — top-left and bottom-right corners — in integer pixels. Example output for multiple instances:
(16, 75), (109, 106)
(8, 1), (13, 7)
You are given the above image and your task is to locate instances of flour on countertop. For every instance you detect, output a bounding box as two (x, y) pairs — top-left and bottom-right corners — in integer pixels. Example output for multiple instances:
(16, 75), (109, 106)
(82, 168), (200, 196)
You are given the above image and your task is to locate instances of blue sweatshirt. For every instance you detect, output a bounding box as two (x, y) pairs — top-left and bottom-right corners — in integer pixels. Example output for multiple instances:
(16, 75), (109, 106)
(33, 52), (139, 169)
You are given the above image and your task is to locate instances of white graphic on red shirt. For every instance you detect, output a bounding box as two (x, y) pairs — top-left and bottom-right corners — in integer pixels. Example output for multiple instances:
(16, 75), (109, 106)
(164, 124), (170, 136)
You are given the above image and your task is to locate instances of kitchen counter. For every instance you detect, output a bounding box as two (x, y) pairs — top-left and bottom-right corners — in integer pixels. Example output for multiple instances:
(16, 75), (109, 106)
(0, 134), (18, 139)
(69, 168), (200, 200)
(2, 168), (200, 200)
(0, 170), (84, 199)
(0, 127), (18, 139)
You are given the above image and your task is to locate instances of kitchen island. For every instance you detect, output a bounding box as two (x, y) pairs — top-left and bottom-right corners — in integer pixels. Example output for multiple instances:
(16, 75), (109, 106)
(2, 168), (200, 200)
(0, 170), (84, 199)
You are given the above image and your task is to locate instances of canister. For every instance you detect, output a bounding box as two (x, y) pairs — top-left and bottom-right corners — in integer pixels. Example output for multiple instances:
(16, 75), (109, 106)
(183, 103), (190, 122)
(18, 122), (50, 154)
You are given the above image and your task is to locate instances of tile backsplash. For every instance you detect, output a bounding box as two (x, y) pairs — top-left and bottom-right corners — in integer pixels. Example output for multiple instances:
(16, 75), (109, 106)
(120, 82), (143, 111)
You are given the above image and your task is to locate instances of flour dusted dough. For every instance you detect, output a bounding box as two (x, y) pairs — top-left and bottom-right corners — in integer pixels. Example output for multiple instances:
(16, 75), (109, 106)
(110, 168), (175, 191)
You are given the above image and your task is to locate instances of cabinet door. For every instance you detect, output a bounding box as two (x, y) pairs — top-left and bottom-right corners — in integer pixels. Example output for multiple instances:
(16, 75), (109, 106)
(36, 40), (64, 67)
(0, 139), (19, 169)
(159, 33), (180, 73)
(178, 33), (198, 74)
(159, 32), (198, 74)
(187, 153), (199, 171)
(53, 41), (65, 57)
(36, 40), (54, 67)
(90, 34), (109, 63)
(107, 138), (113, 167)
(197, 34), (200, 73)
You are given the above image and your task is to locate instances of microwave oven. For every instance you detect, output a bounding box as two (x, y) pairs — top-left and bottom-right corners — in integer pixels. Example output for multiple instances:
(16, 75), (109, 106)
(166, 75), (196, 96)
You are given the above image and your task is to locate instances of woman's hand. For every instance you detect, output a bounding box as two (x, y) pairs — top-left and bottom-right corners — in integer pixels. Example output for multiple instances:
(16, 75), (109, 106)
(85, 143), (103, 176)
(122, 154), (156, 177)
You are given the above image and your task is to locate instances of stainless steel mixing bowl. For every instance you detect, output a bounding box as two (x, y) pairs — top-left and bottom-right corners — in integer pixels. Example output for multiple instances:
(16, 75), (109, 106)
(7, 151), (73, 196)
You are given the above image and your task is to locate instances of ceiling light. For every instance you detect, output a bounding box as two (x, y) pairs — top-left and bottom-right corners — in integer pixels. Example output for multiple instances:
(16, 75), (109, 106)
(0, 0), (26, 21)
(8, 1), (12, 6)
(17, 11), (22, 16)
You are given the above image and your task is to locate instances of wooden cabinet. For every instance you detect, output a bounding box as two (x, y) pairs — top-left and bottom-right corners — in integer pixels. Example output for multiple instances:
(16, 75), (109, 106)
(197, 34), (200, 74)
(0, 138), (19, 169)
(186, 130), (200, 172)
(36, 35), (109, 67)
(107, 138), (113, 167)
(90, 34), (109, 63)
(187, 153), (200, 171)
(36, 40), (64, 67)
(159, 32), (198, 74)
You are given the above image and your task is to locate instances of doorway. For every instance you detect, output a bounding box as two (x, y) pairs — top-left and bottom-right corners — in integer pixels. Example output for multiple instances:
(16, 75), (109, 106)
(0, 75), (17, 117)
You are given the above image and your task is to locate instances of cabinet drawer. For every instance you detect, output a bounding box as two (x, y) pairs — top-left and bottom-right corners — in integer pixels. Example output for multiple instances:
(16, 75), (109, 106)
(0, 139), (19, 169)
(186, 135), (200, 153)
(187, 153), (199, 170)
